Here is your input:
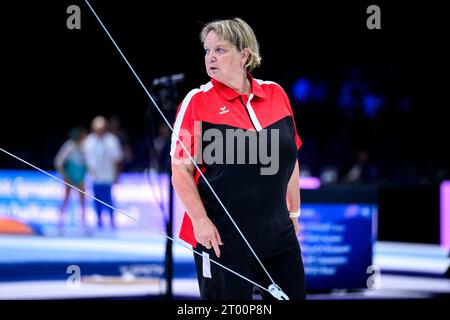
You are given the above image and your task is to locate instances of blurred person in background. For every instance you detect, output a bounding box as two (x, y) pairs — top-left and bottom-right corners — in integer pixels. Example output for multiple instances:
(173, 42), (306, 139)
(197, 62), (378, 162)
(150, 121), (171, 173)
(84, 116), (123, 230)
(109, 115), (133, 171)
(54, 127), (88, 234)
(345, 149), (378, 184)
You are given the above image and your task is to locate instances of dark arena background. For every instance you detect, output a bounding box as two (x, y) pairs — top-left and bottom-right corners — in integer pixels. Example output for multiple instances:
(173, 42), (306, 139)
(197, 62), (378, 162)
(0, 0), (449, 313)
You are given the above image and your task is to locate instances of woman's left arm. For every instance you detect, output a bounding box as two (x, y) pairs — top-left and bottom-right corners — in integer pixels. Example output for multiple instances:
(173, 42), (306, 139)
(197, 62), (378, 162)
(286, 159), (301, 235)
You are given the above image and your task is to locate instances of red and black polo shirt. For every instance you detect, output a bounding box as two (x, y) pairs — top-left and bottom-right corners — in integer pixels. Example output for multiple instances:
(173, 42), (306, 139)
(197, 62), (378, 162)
(171, 74), (302, 261)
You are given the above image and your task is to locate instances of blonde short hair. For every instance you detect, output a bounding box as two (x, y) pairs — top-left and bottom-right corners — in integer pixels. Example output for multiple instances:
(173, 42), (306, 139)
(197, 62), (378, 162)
(200, 18), (262, 72)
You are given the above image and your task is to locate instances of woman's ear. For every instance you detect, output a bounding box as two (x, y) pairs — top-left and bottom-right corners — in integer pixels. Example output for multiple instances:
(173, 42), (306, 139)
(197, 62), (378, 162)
(241, 48), (250, 68)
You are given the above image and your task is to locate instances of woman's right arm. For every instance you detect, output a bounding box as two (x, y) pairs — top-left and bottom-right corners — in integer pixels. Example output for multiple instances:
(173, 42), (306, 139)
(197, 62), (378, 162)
(171, 160), (223, 257)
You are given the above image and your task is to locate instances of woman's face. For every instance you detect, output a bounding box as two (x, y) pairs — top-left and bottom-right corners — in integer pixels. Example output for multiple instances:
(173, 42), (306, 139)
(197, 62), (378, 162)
(204, 31), (245, 83)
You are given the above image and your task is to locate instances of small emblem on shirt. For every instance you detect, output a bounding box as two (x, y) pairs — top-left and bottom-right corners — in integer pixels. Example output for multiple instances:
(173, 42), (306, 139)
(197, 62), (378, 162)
(219, 106), (230, 115)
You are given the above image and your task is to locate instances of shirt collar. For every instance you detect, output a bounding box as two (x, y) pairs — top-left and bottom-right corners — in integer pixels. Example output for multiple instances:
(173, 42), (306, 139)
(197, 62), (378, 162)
(211, 73), (266, 101)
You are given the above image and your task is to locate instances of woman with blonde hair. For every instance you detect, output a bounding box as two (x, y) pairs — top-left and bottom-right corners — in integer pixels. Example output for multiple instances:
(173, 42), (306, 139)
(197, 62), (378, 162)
(171, 18), (306, 300)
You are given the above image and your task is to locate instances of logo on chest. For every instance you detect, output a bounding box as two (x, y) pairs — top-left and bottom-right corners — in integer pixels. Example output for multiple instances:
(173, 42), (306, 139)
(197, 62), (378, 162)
(219, 106), (230, 115)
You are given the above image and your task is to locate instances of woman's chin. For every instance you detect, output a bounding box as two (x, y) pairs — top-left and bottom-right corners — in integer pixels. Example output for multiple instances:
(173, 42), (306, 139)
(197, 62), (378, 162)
(210, 74), (224, 83)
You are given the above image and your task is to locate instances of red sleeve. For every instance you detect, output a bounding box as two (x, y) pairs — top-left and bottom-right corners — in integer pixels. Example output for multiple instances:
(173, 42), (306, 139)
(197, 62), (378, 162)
(280, 87), (302, 150)
(179, 214), (197, 247)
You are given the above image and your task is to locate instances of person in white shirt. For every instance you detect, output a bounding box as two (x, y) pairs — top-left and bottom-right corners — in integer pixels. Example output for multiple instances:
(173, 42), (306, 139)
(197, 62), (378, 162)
(84, 116), (123, 230)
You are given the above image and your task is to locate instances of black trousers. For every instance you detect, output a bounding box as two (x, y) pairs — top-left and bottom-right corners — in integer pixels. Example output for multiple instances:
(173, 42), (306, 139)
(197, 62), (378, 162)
(193, 246), (306, 300)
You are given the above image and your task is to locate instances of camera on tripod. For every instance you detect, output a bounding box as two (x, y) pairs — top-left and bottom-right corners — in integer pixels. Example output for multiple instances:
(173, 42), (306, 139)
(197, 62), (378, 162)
(151, 73), (186, 112)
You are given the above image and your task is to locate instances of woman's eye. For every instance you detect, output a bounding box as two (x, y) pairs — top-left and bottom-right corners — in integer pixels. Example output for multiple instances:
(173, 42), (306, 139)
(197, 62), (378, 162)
(216, 48), (225, 53)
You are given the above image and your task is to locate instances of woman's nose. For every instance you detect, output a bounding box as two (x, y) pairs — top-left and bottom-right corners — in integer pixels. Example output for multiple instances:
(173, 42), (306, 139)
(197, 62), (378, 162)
(207, 52), (217, 62)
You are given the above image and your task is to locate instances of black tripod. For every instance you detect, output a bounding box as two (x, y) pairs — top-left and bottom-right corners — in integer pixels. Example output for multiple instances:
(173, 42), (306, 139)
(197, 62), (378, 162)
(146, 74), (185, 300)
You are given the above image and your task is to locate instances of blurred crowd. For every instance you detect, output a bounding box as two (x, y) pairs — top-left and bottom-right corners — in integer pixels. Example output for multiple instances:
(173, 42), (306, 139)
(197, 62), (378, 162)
(285, 63), (449, 185)
(2, 64), (448, 187)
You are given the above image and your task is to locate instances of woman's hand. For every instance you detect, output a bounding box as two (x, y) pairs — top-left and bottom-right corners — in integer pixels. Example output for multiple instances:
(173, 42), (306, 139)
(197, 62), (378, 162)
(290, 217), (300, 236)
(192, 216), (224, 258)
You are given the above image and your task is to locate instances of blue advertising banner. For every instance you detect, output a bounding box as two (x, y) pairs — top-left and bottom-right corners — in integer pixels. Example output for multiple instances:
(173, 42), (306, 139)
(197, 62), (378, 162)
(0, 170), (376, 290)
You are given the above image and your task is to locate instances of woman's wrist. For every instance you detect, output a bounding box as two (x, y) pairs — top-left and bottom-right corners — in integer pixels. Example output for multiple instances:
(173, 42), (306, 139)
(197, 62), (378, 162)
(191, 214), (209, 226)
(289, 208), (301, 218)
